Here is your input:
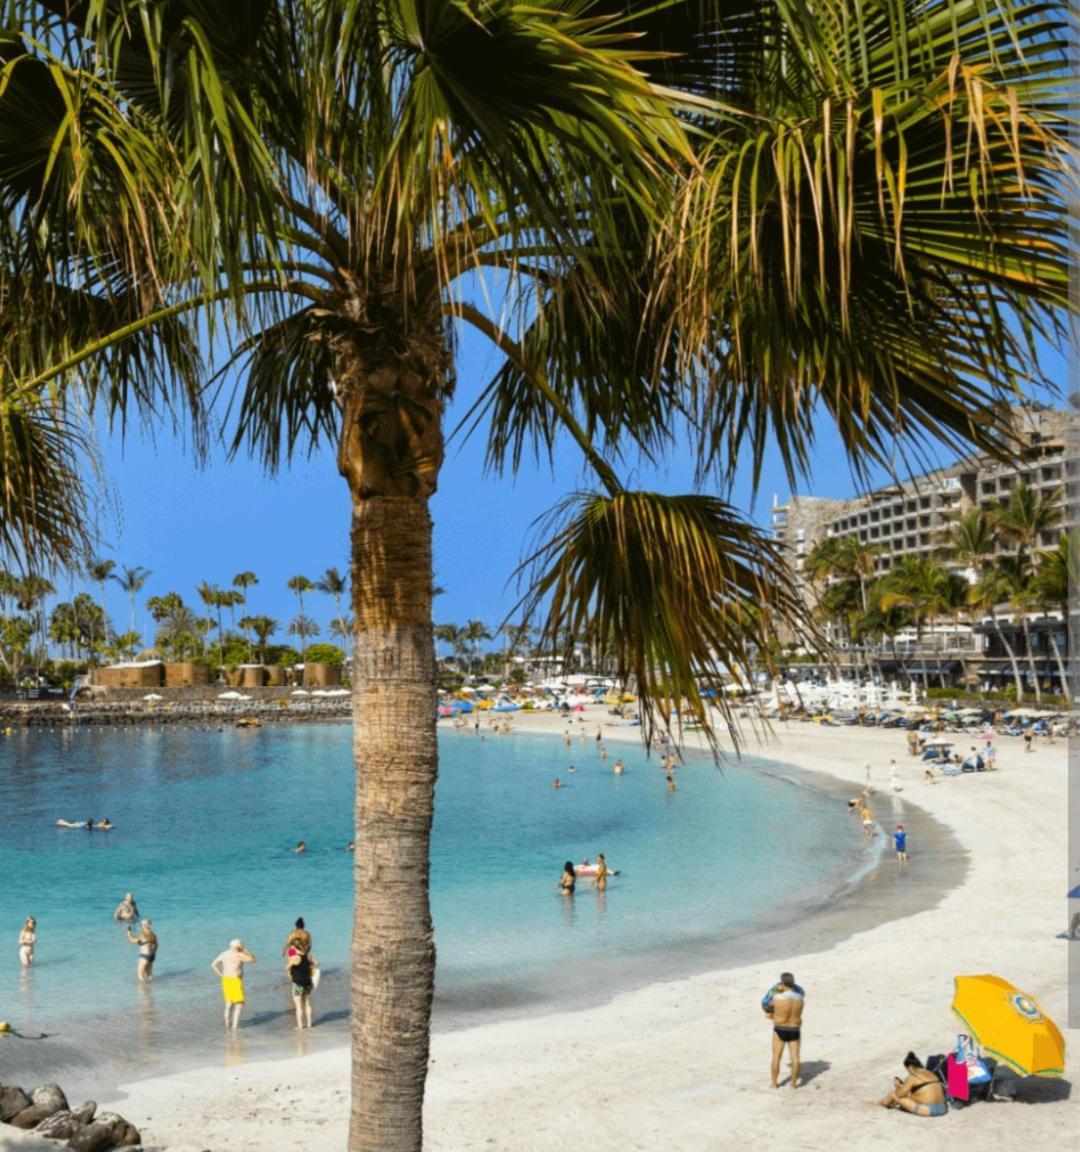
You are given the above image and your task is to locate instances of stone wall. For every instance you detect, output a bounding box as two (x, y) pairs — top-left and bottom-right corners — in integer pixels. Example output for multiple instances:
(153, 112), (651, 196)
(0, 693), (351, 727)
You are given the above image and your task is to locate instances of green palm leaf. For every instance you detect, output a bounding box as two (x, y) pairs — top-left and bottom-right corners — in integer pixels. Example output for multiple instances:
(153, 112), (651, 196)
(517, 489), (810, 750)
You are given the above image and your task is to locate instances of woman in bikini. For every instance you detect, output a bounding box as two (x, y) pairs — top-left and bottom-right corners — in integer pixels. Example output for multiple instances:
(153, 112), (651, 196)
(878, 1052), (947, 1117)
(18, 916), (36, 966)
(126, 919), (158, 982)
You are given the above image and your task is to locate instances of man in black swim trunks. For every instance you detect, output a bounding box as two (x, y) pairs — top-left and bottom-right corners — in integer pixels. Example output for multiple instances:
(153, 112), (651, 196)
(762, 971), (804, 1089)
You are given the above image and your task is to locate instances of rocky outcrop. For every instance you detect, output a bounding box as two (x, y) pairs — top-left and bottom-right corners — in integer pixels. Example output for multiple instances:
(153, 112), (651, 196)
(0, 1085), (30, 1122)
(0, 1083), (137, 1149)
(68, 1112), (141, 1151)
(9, 1082), (68, 1128)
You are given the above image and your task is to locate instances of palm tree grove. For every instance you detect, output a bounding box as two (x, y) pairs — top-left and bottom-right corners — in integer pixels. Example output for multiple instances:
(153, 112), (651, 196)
(0, 3), (1071, 1152)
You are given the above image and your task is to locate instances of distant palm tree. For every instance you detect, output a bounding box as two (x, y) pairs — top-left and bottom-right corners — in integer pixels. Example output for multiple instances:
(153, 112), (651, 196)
(242, 616), (279, 665)
(232, 571), (259, 658)
(195, 581), (230, 667)
(879, 556), (956, 689)
(461, 619), (492, 684)
(434, 623), (466, 671)
(287, 575), (313, 625)
(87, 557), (116, 658)
(330, 614), (355, 652)
(287, 613), (320, 663)
(112, 565), (152, 645)
(1033, 534), (1072, 700)
(991, 484), (1062, 701)
(316, 567), (349, 654)
(944, 509), (1024, 700)
(16, 574), (55, 673)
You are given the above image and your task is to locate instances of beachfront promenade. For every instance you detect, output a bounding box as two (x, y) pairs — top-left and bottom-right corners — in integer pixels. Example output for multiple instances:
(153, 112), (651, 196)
(5, 706), (1071, 1152)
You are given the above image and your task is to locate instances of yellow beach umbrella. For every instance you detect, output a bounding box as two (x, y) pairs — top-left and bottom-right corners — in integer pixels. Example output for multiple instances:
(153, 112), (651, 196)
(952, 975), (1065, 1078)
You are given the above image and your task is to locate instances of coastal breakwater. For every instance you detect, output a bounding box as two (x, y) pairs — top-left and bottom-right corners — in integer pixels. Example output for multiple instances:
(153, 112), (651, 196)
(0, 686), (352, 726)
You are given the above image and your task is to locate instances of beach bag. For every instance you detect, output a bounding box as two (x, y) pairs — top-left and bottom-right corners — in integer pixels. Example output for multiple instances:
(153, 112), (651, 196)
(946, 1054), (970, 1101)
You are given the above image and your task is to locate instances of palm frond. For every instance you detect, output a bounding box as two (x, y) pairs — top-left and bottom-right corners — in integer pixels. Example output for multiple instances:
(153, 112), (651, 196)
(652, 0), (1071, 490)
(516, 489), (812, 751)
(0, 390), (90, 569)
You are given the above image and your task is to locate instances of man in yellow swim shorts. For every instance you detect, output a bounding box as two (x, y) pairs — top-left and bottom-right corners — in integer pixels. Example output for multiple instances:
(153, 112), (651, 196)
(211, 939), (257, 1030)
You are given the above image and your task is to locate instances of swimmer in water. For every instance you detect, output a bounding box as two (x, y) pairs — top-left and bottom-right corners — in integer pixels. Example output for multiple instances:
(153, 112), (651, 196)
(96, 818), (113, 830)
(666, 774), (677, 792)
(114, 892), (140, 921)
(346, 842), (355, 852)
(553, 778), (563, 789)
(295, 841), (307, 854)
(560, 861), (576, 894)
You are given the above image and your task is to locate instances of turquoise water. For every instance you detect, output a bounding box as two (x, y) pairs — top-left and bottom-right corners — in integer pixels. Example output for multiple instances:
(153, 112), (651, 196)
(0, 723), (876, 1094)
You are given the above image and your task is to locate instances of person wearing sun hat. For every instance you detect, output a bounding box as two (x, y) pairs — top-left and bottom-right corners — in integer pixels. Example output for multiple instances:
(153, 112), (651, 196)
(211, 938), (257, 1030)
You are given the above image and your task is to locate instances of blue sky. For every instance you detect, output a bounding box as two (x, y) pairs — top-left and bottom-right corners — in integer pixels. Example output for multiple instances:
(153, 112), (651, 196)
(85, 321), (1066, 647)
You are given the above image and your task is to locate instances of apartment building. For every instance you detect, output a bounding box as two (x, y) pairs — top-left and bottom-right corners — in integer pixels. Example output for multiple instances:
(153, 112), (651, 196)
(770, 406), (1073, 689)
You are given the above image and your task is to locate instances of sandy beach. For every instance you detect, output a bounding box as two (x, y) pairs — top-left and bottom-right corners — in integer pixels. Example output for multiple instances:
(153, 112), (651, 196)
(2, 708), (1074, 1152)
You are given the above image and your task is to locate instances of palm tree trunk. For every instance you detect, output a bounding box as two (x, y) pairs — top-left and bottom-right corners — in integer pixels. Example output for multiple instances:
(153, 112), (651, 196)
(1019, 615), (1042, 703)
(1049, 622), (1070, 702)
(349, 492), (437, 1152)
(988, 607), (1024, 703)
(340, 337), (446, 1152)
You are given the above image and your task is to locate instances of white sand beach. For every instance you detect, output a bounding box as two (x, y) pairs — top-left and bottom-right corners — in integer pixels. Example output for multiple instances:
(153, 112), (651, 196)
(3, 709), (1075, 1152)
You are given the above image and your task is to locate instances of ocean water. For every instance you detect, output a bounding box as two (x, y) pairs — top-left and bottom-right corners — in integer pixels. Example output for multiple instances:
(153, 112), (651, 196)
(0, 722), (879, 1095)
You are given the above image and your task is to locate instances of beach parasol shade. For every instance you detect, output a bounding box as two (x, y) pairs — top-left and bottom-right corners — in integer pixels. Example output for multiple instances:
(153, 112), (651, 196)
(952, 975), (1065, 1077)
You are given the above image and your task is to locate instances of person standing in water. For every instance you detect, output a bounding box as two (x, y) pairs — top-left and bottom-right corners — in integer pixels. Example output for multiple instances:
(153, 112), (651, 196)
(18, 917), (36, 966)
(894, 824), (908, 866)
(286, 948), (318, 1029)
(594, 854), (609, 893)
(560, 861), (576, 894)
(114, 892), (139, 921)
(762, 971), (805, 1089)
(211, 940), (257, 1030)
(126, 919), (158, 982)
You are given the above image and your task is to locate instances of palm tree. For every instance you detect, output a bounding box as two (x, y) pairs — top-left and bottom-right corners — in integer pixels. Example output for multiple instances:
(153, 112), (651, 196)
(2, 5), (1069, 1148)
(991, 483), (1062, 701)
(803, 536), (881, 678)
(461, 620), (493, 684)
(287, 575), (313, 619)
(17, 574), (55, 674)
(1032, 534), (1072, 700)
(330, 615), (355, 652)
(316, 567), (349, 655)
(287, 613), (320, 663)
(879, 556), (957, 689)
(944, 509), (1024, 700)
(232, 571), (259, 657)
(87, 557), (116, 660)
(242, 616), (279, 665)
(112, 565), (152, 646)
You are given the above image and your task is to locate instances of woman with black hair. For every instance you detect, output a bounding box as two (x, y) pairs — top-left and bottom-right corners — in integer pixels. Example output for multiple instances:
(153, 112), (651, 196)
(878, 1052), (947, 1117)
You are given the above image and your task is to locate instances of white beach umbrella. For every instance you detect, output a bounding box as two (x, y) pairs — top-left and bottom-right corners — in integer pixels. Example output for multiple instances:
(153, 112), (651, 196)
(143, 693), (163, 701)
(217, 691), (243, 700)
(291, 689), (310, 697)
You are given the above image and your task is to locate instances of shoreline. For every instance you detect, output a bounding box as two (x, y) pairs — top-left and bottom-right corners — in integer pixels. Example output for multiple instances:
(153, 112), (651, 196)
(2, 709), (1073, 1152)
